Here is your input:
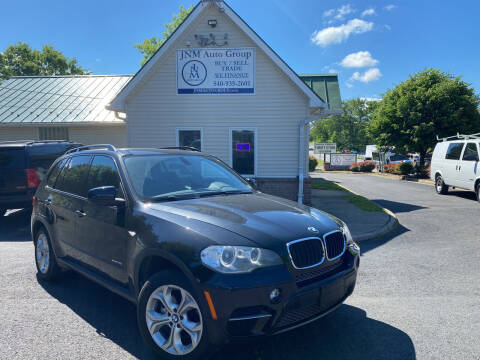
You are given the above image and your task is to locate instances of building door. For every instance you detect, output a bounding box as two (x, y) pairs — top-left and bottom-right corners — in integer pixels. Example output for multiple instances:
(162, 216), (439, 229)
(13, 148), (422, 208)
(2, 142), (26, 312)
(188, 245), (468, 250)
(231, 129), (256, 176)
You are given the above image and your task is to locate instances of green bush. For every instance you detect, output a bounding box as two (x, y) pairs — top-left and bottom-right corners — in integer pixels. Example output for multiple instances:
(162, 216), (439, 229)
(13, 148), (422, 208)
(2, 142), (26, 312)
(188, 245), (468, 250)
(309, 156), (318, 172)
(414, 164), (430, 178)
(383, 163), (400, 174)
(349, 163), (361, 172)
(398, 162), (414, 175)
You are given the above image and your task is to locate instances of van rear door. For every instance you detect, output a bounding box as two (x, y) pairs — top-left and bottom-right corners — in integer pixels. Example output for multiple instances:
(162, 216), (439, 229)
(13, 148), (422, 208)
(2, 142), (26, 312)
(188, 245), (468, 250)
(0, 146), (28, 196)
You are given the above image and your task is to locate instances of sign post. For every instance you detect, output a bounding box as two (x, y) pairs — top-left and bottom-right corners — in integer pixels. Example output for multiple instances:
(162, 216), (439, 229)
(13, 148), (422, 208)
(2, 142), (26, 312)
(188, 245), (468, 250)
(177, 48), (255, 94)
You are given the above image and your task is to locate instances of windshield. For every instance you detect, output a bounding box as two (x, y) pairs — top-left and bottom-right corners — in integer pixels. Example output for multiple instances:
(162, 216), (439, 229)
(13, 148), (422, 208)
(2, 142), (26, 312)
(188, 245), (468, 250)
(123, 154), (253, 201)
(390, 154), (409, 161)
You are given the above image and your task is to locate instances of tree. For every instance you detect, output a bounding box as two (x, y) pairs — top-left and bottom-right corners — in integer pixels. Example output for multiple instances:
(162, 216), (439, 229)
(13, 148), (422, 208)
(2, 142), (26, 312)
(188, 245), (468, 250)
(134, 5), (194, 66)
(0, 42), (88, 79)
(368, 69), (480, 166)
(310, 98), (377, 152)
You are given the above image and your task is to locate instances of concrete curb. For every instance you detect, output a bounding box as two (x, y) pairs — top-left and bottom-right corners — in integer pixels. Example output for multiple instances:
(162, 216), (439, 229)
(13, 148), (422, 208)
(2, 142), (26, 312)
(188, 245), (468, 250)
(336, 183), (400, 242)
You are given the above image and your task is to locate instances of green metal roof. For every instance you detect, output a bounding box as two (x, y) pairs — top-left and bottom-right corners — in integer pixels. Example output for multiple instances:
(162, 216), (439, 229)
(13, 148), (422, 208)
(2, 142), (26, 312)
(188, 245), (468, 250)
(0, 75), (131, 124)
(299, 74), (342, 111)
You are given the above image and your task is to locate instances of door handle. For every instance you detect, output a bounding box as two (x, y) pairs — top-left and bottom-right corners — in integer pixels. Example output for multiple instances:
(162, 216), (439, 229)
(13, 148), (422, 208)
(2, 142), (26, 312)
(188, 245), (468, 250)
(75, 210), (86, 218)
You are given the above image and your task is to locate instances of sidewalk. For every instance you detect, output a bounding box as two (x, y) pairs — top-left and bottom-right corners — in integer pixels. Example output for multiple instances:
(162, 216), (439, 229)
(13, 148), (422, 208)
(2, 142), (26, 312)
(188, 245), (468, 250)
(311, 185), (398, 242)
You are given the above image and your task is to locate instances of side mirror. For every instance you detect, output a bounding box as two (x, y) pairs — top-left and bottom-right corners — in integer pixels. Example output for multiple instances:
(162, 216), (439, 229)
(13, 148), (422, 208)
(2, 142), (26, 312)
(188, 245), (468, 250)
(87, 186), (124, 207)
(245, 177), (257, 189)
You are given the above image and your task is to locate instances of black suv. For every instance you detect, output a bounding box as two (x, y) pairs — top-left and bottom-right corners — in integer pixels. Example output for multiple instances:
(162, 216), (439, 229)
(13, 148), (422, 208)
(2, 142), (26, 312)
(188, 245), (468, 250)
(0, 140), (81, 216)
(31, 145), (360, 359)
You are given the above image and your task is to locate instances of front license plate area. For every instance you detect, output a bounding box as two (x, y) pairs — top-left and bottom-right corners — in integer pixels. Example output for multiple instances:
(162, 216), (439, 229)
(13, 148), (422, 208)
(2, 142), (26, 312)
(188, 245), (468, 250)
(320, 278), (345, 310)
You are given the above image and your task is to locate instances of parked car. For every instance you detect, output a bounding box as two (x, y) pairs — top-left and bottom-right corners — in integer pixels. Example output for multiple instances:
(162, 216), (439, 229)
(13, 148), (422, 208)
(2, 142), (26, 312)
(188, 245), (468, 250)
(0, 140), (82, 216)
(386, 154), (412, 164)
(31, 144), (360, 359)
(431, 134), (480, 201)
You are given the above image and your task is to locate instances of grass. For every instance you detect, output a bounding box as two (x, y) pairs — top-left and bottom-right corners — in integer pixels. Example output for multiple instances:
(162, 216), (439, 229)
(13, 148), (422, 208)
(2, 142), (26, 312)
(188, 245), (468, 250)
(311, 180), (348, 191)
(343, 195), (384, 212)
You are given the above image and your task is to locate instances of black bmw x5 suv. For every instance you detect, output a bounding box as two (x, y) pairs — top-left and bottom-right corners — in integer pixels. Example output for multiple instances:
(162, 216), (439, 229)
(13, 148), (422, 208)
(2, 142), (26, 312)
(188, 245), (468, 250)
(31, 144), (360, 359)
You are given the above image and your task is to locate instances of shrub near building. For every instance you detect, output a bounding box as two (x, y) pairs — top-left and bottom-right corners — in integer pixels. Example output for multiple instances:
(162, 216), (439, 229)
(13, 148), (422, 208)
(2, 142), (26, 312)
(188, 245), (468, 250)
(350, 161), (376, 172)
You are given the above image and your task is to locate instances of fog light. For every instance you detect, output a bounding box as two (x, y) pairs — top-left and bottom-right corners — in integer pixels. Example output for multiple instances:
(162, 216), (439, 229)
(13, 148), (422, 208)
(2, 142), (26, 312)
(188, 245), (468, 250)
(270, 288), (281, 303)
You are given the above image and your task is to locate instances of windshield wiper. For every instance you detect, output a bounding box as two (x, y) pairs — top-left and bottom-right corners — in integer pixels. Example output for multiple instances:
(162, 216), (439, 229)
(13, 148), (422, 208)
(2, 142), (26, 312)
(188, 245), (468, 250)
(149, 194), (196, 202)
(197, 190), (252, 198)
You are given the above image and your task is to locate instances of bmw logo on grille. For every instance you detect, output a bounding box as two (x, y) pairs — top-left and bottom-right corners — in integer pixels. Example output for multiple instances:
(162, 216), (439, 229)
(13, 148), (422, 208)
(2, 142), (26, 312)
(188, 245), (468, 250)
(308, 226), (319, 234)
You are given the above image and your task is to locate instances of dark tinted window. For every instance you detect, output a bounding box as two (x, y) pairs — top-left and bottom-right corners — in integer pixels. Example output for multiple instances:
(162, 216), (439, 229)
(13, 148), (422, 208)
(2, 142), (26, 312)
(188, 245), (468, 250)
(445, 143), (464, 160)
(86, 156), (123, 196)
(178, 130), (202, 151)
(232, 130), (255, 175)
(462, 143), (479, 161)
(56, 156), (91, 196)
(0, 147), (26, 169)
(47, 158), (69, 188)
(27, 144), (71, 170)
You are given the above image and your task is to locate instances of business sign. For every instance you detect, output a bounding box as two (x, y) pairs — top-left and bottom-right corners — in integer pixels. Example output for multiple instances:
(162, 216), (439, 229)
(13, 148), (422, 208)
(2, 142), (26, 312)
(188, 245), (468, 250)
(314, 142), (337, 154)
(177, 48), (255, 94)
(330, 153), (357, 169)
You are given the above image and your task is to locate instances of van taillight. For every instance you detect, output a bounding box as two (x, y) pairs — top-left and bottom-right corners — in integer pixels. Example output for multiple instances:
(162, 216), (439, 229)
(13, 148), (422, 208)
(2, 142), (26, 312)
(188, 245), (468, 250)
(26, 169), (39, 189)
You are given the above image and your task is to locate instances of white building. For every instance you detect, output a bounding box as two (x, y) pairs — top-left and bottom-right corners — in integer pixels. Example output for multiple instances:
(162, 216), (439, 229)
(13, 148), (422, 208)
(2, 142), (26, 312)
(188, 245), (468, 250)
(0, 0), (341, 204)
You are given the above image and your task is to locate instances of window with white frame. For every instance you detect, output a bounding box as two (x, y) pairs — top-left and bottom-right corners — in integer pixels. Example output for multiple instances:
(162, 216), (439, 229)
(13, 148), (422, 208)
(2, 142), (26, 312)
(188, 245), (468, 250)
(231, 129), (256, 176)
(177, 129), (202, 151)
(39, 127), (69, 141)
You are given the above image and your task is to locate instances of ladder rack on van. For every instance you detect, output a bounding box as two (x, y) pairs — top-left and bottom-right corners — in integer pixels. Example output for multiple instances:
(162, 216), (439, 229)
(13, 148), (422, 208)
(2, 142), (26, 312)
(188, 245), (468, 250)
(436, 133), (480, 142)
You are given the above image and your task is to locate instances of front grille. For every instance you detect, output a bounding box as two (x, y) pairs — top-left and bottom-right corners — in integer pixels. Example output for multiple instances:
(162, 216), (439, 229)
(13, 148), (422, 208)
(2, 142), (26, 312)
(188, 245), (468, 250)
(287, 238), (324, 269)
(295, 258), (345, 286)
(274, 303), (323, 329)
(324, 231), (346, 260)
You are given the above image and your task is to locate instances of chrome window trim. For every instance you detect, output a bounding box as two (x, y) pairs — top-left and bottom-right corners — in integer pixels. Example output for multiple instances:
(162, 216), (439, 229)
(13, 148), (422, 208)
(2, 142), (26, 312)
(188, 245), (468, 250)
(322, 230), (346, 261)
(286, 237), (325, 270)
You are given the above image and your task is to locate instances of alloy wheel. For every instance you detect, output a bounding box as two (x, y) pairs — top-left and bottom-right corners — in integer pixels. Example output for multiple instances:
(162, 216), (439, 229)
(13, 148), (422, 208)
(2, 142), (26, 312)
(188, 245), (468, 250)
(36, 233), (50, 274)
(145, 284), (203, 356)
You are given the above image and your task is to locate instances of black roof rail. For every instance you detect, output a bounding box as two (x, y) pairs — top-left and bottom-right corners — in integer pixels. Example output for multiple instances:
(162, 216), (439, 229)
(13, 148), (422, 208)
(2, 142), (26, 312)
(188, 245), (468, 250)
(159, 146), (201, 152)
(65, 144), (116, 154)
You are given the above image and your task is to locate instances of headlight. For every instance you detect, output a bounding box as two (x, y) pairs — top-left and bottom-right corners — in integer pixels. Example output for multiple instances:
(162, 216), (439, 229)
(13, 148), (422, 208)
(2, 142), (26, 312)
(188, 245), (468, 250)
(341, 222), (354, 245)
(200, 246), (283, 274)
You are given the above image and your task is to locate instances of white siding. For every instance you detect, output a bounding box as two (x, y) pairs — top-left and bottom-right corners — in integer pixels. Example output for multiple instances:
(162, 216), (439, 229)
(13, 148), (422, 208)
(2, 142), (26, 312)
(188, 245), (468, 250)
(69, 125), (126, 147)
(125, 4), (309, 177)
(0, 125), (126, 147)
(0, 127), (38, 141)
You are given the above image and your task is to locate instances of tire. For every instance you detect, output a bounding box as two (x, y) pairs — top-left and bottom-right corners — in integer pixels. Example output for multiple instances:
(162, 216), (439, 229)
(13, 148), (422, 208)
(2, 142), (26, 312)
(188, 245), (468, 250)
(476, 183), (480, 203)
(34, 228), (61, 281)
(435, 175), (448, 195)
(137, 271), (213, 360)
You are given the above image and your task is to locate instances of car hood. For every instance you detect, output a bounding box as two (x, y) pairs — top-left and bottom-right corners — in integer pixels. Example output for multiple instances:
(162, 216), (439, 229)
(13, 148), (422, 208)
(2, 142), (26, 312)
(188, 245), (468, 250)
(148, 193), (341, 252)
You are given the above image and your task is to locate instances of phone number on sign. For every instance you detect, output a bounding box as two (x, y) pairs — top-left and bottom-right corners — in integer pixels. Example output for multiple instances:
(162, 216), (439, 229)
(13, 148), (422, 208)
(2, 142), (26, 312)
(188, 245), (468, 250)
(213, 80), (251, 87)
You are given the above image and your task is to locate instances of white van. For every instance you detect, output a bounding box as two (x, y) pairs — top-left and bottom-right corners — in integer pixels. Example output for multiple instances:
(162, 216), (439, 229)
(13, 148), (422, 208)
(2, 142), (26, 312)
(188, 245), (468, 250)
(430, 133), (480, 201)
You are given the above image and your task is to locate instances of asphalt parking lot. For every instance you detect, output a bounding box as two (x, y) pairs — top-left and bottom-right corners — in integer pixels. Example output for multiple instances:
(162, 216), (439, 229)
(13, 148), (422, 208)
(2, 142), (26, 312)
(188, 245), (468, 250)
(1, 174), (479, 359)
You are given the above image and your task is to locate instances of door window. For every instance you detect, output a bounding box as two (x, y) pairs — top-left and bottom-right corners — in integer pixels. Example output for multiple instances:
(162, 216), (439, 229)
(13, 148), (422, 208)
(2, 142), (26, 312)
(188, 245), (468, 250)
(178, 130), (202, 151)
(85, 156), (123, 197)
(231, 130), (255, 175)
(445, 143), (464, 160)
(47, 159), (67, 188)
(462, 143), (479, 161)
(55, 156), (91, 196)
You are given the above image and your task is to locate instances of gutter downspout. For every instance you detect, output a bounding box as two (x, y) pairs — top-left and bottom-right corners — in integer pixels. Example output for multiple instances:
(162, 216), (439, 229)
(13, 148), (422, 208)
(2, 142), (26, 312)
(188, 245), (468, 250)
(298, 113), (324, 204)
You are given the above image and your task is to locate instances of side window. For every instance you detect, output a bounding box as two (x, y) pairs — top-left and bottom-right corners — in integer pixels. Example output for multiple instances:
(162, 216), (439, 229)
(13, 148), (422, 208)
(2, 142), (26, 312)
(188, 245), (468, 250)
(47, 159), (67, 188)
(56, 156), (91, 196)
(445, 143), (464, 160)
(462, 143), (479, 161)
(86, 156), (123, 197)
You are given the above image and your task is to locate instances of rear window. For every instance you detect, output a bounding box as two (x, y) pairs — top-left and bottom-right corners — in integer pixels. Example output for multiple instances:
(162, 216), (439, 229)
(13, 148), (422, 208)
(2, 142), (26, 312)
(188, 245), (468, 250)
(27, 144), (72, 170)
(0, 147), (26, 169)
(445, 143), (464, 160)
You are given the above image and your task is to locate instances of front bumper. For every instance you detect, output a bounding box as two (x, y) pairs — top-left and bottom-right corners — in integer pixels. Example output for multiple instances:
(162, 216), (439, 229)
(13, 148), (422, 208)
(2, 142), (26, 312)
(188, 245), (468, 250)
(200, 243), (360, 345)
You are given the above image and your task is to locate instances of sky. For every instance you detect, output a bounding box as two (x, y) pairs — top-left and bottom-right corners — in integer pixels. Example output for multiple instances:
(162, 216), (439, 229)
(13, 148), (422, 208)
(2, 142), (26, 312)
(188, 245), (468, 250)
(2, 0), (480, 100)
